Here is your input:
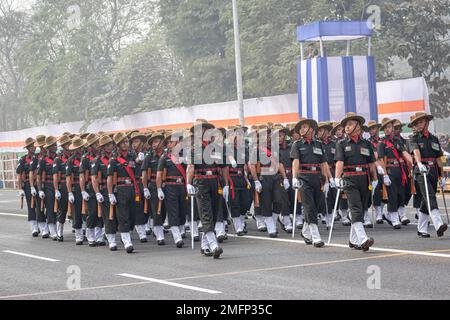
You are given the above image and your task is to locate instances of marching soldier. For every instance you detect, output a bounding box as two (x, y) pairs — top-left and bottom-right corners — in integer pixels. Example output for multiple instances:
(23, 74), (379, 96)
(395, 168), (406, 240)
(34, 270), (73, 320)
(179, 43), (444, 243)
(288, 125), (304, 229)
(107, 133), (139, 253)
(274, 124), (294, 233)
(394, 119), (412, 225)
(317, 122), (336, 228)
(377, 118), (413, 229)
(331, 122), (351, 226)
(91, 135), (118, 250)
(30, 135), (49, 238)
(142, 131), (167, 245)
(66, 137), (86, 245)
(213, 127), (229, 243)
(408, 112), (447, 238)
(291, 118), (333, 247)
(225, 126), (252, 236)
(80, 133), (105, 246)
(130, 131), (150, 243)
(186, 119), (228, 258)
(156, 130), (188, 248)
(249, 127), (290, 238)
(367, 121), (384, 224)
(16, 137), (39, 237)
(37, 136), (59, 240)
(334, 113), (378, 252)
(52, 134), (72, 241)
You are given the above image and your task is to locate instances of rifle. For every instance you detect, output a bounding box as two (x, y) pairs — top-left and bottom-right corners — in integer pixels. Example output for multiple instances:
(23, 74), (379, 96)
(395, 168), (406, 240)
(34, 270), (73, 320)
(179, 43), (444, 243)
(109, 172), (117, 220)
(254, 162), (261, 208)
(382, 156), (388, 201)
(20, 195), (24, 209)
(54, 198), (59, 213)
(67, 202), (73, 218)
(156, 168), (167, 215)
(96, 172), (102, 218)
(81, 168), (89, 215)
(40, 171), (46, 212)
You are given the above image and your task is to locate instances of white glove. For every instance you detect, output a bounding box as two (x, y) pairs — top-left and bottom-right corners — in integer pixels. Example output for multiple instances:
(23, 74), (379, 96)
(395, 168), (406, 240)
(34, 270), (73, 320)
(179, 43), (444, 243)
(68, 192), (75, 204)
(323, 182), (330, 195)
(55, 190), (61, 200)
(440, 177), (447, 189)
(81, 191), (90, 201)
(383, 175), (391, 186)
(222, 185), (229, 200)
(157, 188), (165, 200)
(329, 177), (336, 188)
(418, 162), (427, 174)
(444, 151), (450, 157)
(377, 166), (385, 175)
(292, 178), (301, 189)
(283, 178), (290, 190)
(138, 152), (145, 162)
(187, 184), (196, 196)
(96, 193), (104, 203)
(18, 190), (25, 197)
(143, 188), (151, 199)
(371, 180), (378, 191)
(230, 159), (237, 168)
(254, 180), (262, 193)
(31, 187), (37, 197)
(109, 193), (117, 205)
(335, 178), (343, 189)
(38, 190), (45, 199)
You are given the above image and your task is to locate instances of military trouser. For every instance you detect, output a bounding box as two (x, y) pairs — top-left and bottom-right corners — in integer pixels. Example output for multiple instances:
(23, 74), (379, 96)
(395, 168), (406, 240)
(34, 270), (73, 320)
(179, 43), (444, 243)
(33, 185), (47, 224)
(115, 185), (137, 233)
(134, 183), (148, 226)
(43, 183), (56, 224)
(368, 173), (383, 208)
(57, 184), (68, 224)
(415, 168), (439, 215)
(227, 187), (251, 218)
(413, 179), (422, 209)
(22, 182), (36, 221)
(164, 184), (187, 227)
(86, 186), (103, 229)
(318, 187), (336, 216)
(99, 188), (116, 234)
(386, 167), (405, 212)
(343, 175), (370, 224)
(403, 164), (412, 206)
(149, 183), (166, 226)
(194, 178), (221, 233)
(298, 174), (322, 225)
(255, 174), (283, 217)
(288, 187), (302, 216)
(71, 185), (83, 229)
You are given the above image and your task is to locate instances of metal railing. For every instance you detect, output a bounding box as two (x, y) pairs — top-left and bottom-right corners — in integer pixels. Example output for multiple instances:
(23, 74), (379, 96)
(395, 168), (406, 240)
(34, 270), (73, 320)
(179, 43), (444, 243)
(0, 154), (19, 189)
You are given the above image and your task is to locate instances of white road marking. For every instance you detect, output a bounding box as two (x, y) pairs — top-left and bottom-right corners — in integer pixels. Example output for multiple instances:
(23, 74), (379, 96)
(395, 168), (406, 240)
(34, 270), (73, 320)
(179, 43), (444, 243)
(3, 250), (60, 262)
(117, 273), (221, 294)
(228, 234), (450, 259)
(0, 212), (27, 217)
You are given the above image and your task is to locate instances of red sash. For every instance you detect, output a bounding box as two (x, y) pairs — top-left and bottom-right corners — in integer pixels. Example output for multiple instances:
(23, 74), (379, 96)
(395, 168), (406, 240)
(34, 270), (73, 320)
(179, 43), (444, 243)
(100, 157), (109, 167)
(44, 157), (54, 165)
(384, 139), (407, 186)
(116, 156), (141, 202)
(86, 154), (94, 161)
(73, 159), (80, 167)
(166, 153), (186, 182)
(61, 156), (68, 164)
(25, 155), (32, 165)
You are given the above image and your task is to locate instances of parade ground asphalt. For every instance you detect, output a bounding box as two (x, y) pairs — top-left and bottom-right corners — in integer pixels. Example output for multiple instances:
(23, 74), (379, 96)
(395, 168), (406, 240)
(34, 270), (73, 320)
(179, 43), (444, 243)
(1, 189), (450, 300)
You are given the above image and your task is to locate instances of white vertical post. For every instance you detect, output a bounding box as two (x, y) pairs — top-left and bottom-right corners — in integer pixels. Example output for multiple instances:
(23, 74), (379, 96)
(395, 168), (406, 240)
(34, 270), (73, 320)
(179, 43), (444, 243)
(232, 0), (245, 126)
(346, 40), (351, 56)
(319, 37), (324, 57)
(0, 157), (5, 189)
(300, 42), (304, 60)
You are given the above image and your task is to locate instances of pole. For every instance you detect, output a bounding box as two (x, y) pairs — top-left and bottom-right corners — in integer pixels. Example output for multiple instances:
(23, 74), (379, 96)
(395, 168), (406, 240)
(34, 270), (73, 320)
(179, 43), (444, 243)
(327, 188), (341, 245)
(423, 172), (432, 216)
(191, 196), (195, 250)
(292, 190), (299, 238)
(441, 186), (449, 224)
(232, 0), (244, 126)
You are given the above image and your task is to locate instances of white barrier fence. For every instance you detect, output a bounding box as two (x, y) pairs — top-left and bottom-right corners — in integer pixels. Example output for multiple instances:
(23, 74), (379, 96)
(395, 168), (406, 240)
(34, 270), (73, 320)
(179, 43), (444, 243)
(0, 155), (19, 189)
